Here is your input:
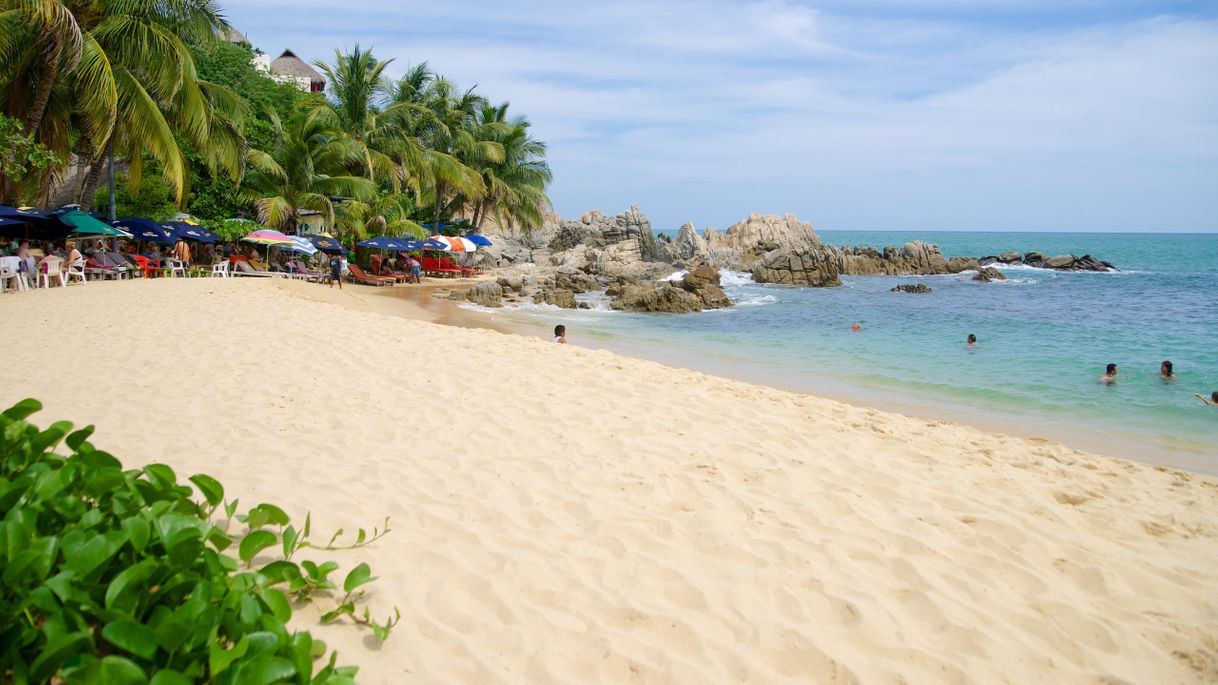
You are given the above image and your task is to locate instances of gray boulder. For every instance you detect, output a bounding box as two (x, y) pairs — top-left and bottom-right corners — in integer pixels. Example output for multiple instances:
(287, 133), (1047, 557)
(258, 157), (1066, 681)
(677, 265), (733, 309)
(891, 283), (932, 294)
(751, 248), (842, 287)
(465, 281), (503, 308)
(532, 289), (577, 309)
(972, 267), (1007, 283)
(610, 283), (704, 313)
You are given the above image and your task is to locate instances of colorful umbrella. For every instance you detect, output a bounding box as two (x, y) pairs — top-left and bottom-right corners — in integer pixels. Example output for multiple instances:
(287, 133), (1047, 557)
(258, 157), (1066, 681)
(465, 234), (493, 246)
(242, 229), (295, 245)
(286, 236), (318, 256)
(357, 236), (413, 251)
(428, 235), (478, 252)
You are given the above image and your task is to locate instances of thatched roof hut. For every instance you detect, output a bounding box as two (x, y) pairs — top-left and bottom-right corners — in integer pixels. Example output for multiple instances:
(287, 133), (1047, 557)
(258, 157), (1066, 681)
(219, 26), (249, 46)
(269, 50), (326, 93)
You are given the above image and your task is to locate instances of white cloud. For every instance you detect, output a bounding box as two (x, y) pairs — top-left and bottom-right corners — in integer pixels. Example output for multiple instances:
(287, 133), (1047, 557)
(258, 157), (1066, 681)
(224, 1), (1218, 231)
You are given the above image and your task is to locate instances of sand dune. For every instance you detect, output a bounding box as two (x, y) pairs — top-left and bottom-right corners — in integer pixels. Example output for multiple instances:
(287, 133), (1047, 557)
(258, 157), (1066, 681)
(3, 278), (1216, 683)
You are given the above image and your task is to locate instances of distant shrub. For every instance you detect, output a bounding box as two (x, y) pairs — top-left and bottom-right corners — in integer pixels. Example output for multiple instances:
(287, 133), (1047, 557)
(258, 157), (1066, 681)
(0, 399), (397, 684)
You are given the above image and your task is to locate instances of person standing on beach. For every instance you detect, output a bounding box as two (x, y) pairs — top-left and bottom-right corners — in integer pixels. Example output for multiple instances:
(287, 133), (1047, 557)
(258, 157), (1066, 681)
(1099, 363), (1118, 383)
(553, 325), (567, 344)
(967, 334), (977, 347)
(1160, 361), (1175, 382)
(329, 252), (343, 289)
(1196, 392), (1218, 406)
(174, 237), (191, 266)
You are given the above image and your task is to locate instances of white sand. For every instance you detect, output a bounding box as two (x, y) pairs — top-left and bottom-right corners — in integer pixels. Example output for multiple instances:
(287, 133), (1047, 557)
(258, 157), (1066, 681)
(4, 278), (1216, 684)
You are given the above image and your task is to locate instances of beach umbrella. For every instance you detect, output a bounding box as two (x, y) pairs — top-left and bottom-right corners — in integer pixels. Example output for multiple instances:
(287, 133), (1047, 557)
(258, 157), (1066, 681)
(166, 221), (219, 244)
(53, 209), (131, 237)
(309, 234), (347, 254)
(465, 234), (493, 247)
(242, 229), (296, 266)
(357, 236), (412, 251)
(115, 218), (175, 244)
(286, 236), (318, 256)
(0, 205), (67, 240)
(428, 235), (477, 252)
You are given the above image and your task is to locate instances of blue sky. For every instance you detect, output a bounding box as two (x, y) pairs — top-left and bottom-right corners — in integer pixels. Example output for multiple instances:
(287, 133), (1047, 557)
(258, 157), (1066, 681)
(225, 1), (1218, 232)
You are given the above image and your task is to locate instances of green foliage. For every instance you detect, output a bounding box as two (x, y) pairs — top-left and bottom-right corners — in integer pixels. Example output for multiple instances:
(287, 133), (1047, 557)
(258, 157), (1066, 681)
(93, 172), (178, 222)
(0, 399), (397, 684)
(197, 218), (259, 243)
(0, 115), (60, 203)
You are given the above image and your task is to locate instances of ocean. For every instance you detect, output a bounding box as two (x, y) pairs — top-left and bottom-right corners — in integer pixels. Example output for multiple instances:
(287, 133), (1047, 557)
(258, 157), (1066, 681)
(471, 231), (1218, 473)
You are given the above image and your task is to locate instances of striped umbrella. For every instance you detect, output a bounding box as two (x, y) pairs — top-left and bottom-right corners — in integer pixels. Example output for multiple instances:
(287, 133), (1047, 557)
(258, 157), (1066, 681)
(242, 229), (296, 267)
(428, 235), (478, 252)
(287, 236), (318, 256)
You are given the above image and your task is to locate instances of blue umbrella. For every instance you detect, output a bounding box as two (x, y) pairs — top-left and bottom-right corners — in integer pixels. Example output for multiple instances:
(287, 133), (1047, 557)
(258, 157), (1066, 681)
(465, 234), (493, 247)
(357, 236), (412, 251)
(166, 221), (219, 244)
(114, 218), (175, 244)
(417, 238), (447, 251)
(309, 234), (347, 254)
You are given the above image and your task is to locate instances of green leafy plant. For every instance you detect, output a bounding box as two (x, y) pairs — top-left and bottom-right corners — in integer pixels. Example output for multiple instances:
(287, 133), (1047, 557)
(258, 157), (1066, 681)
(0, 399), (398, 684)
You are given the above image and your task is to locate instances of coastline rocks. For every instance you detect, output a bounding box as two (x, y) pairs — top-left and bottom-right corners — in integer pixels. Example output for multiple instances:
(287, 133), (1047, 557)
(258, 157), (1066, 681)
(751, 248), (842, 287)
(891, 283), (932, 294)
(465, 281), (503, 308)
(973, 267), (1007, 283)
(532, 289), (577, 309)
(671, 221), (709, 266)
(979, 251), (1116, 272)
(610, 283), (704, 313)
(678, 266), (733, 309)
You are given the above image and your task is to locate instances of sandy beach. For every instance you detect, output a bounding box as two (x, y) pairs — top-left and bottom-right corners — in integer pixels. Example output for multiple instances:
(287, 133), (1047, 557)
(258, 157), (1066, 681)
(3, 278), (1216, 684)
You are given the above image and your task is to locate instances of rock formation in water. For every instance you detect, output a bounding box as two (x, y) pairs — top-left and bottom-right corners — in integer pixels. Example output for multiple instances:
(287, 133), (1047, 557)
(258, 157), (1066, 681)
(608, 266), (734, 313)
(473, 206), (1118, 311)
(891, 283), (933, 294)
(973, 266), (1007, 282)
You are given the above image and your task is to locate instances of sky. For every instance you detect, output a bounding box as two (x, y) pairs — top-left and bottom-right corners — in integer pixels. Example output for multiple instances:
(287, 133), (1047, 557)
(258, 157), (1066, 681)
(224, 1), (1218, 232)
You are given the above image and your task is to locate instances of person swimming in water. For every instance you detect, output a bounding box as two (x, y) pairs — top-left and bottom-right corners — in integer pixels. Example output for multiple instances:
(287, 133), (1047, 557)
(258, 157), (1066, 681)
(967, 334), (977, 347)
(1196, 391), (1218, 406)
(1159, 360), (1175, 383)
(1099, 363), (1118, 383)
(850, 322), (861, 332)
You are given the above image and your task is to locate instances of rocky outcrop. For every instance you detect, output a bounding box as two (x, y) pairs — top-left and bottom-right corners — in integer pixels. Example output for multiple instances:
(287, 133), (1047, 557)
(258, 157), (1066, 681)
(979, 252), (1116, 272)
(670, 221), (708, 266)
(891, 283), (932, 294)
(532, 289), (577, 309)
(610, 283), (704, 313)
(973, 267), (1007, 283)
(751, 248), (842, 287)
(465, 281), (503, 308)
(677, 266), (733, 309)
(606, 267), (734, 313)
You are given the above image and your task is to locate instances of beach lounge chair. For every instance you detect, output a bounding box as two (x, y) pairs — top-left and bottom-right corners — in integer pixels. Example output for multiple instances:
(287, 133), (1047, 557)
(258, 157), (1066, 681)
(371, 256), (410, 283)
(93, 253), (130, 278)
(347, 264), (394, 286)
(439, 256), (477, 278)
(289, 260), (325, 282)
(83, 256), (121, 280)
(421, 256), (461, 278)
(232, 260), (276, 277)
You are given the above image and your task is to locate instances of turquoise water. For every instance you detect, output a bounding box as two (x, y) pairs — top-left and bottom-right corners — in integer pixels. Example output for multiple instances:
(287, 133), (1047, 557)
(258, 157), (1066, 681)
(487, 232), (1218, 472)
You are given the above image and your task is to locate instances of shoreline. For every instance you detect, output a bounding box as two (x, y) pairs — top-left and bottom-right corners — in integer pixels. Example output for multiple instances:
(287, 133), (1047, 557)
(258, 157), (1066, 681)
(5, 278), (1217, 683)
(325, 279), (1216, 475)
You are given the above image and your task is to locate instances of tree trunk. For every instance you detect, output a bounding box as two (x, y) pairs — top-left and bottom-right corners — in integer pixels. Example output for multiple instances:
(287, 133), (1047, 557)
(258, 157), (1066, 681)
(24, 40), (63, 139)
(77, 143), (112, 212)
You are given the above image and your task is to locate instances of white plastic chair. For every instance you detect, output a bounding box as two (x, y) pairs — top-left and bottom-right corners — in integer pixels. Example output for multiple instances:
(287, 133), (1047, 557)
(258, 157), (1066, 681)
(66, 258), (87, 285)
(0, 256), (25, 293)
(38, 256), (65, 288)
(211, 261), (229, 278)
(169, 259), (187, 278)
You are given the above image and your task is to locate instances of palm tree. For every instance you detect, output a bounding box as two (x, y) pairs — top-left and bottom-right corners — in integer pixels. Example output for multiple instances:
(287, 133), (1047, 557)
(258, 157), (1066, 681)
(0, 0), (242, 207)
(241, 108), (376, 231)
(333, 193), (421, 240)
(468, 102), (552, 231)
